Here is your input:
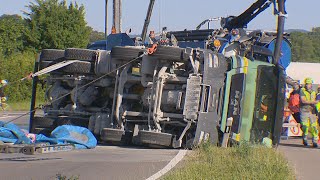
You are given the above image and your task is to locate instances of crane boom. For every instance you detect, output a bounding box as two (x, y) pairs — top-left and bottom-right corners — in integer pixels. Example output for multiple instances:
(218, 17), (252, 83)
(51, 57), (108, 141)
(223, 0), (272, 30)
(141, 0), (156, 42)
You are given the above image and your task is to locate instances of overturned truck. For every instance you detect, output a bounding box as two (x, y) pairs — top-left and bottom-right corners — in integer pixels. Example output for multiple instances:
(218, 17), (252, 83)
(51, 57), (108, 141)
(29, 0), (289, 148)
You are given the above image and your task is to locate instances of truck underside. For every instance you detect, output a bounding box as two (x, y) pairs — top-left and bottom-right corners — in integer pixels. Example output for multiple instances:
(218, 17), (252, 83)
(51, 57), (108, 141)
(29, 0), (287, 148)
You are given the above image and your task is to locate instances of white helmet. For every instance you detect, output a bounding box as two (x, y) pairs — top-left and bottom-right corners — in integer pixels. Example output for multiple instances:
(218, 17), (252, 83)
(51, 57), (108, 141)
(1, 80), (8, 85)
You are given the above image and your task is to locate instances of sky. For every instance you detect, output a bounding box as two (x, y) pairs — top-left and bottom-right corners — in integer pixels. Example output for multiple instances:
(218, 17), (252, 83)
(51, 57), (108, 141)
(0, 0), (319, 34)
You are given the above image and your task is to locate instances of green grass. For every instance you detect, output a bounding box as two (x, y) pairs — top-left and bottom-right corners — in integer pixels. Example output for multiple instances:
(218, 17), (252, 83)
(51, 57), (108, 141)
(56, 174), (79, 180)
(164, 143), (295, 180)
(7, 101), (31, 111)
(5, 101), (44, 111)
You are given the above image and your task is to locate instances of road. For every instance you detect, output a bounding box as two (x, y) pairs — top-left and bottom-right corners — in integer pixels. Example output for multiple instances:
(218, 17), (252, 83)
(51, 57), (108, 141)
(0, 112), (184, 180)
(0, 111), (32, 130)
(0, 146), (181, 180)
(279, 138), (320, 180)
(1, 112), (318, 180)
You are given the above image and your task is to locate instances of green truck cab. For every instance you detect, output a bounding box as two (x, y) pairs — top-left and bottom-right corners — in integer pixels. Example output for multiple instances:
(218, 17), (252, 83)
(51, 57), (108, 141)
(219, 56), (285, 146)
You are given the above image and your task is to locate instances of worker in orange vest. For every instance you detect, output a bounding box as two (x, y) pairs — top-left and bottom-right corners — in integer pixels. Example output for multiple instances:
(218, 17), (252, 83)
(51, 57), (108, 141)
(288, 82), (301, 123)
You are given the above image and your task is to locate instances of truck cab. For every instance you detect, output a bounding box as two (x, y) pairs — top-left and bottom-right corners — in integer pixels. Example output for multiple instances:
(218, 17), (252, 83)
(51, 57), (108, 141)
(220, 56), (285, 146)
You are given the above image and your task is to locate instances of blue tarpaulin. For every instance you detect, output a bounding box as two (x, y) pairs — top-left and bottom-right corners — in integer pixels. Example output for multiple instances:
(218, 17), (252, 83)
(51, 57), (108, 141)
(0, 121), (32, 144)
(36, 125), (97, 149)
(0, 121), (97, 149)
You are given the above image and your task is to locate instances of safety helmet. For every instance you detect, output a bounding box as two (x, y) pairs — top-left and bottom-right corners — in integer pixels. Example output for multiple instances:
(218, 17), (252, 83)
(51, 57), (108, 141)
(304, 78), (313, 84)
(1, 97), (7, 102)
(0, 80), (8, 85)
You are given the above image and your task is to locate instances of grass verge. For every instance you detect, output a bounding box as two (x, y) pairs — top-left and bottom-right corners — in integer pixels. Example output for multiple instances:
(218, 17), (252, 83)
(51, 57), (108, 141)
(5, 101), (44, 111)
(163, 143), (295, 180)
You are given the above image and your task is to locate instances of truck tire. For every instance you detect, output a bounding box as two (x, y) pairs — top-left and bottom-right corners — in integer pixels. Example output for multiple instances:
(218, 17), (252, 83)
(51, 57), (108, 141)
(61, 61), (94, 74)
(111, 46), (145, 61)
(139, 130), (173, 147)
(40, 49), (65, 61)
(32, 117), (55, 128)
(150, 46), (187, 61)
(39, 49), (65, 69)
(39, 61), (54, 70)
(65, 48), (99, 62)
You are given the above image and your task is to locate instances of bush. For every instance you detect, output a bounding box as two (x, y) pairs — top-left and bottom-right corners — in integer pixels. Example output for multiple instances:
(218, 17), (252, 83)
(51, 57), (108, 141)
(0, 51), (45, 102)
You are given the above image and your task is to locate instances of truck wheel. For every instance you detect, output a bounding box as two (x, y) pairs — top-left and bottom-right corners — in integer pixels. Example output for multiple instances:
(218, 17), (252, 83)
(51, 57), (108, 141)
(150, 46), (187, 61)
(61, 61), (93, 74)
(39, 49), (65, 69)
(32, 117), (55, 128)
(65, 48), (99, 62)
(40, 49), (65, 61)
(39, 61), (54, 70)
(139, 130), (173, 147)
(111, 46), (145, 61)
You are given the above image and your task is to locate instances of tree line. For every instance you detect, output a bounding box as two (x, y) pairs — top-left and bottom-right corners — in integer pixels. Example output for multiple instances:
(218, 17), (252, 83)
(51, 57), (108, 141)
(290, 27), (320, 62)
(0, 0), (319, 102)
(0, 0), (104, 102)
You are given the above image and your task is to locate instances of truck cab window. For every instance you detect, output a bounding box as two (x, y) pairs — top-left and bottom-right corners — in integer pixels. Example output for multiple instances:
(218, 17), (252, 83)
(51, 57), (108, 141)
(251, 66), (278, 143)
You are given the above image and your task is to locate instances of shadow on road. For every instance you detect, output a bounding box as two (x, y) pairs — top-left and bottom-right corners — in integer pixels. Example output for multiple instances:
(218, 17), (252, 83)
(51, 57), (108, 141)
(280, 139), (320, 150)
(98, 143), (180, 151)
(279, 143), (312, 149)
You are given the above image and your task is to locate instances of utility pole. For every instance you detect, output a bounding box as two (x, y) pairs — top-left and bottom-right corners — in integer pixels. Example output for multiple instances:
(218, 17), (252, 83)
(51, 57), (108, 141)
(105, 0), (108, 49)
(113, 0), (122, 33)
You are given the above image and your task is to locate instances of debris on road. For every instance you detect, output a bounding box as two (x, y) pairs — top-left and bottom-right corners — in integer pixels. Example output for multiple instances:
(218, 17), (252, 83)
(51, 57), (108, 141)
(0, 121), (96, 154)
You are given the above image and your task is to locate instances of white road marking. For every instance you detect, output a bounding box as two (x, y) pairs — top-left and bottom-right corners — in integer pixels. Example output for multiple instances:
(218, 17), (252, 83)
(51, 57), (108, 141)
(146, 150), (188, 180)
(0, 115), (16, 119)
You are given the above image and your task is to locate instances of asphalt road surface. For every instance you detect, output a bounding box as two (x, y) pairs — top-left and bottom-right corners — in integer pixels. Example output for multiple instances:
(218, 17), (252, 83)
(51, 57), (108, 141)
(0, 112), (182, 180)
(0, 111), (32, 130)
(0, 146), (180, 180)
(1, 112), (318, 180)
(279, 138), (320, 180)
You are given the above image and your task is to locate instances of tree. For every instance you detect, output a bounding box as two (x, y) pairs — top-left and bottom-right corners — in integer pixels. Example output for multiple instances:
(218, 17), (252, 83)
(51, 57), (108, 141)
(312, 27), (320, 33)
(0, 52), (42, 102)
(0, 14), (26, 56)
(289, 30), (320, 63)
(24, 0), (91, 51)
(88, 27), (105, 43)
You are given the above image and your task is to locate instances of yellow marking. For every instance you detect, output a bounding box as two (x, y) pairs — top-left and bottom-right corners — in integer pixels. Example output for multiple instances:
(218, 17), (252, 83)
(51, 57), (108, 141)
(243, 57), (249, 74)
(263, 115), (268, 121)
(132, 67), (140, 76)
(233, 133), (241, 141)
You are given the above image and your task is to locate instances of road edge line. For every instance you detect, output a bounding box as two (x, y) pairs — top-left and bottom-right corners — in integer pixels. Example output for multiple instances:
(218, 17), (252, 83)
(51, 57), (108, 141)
(146, 149), (188, 180)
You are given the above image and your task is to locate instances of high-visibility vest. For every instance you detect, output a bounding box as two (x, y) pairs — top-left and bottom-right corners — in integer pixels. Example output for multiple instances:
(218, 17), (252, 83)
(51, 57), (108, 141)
(288, 93), (300, 113)
(316, 93), (320, 113)
(300, 88), (316, 111)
